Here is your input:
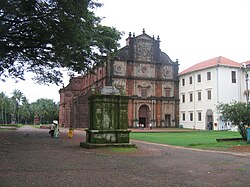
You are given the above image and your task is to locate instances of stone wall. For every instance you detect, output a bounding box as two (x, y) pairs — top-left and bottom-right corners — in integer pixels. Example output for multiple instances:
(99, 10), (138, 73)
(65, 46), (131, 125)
(70, 91), (91, 128)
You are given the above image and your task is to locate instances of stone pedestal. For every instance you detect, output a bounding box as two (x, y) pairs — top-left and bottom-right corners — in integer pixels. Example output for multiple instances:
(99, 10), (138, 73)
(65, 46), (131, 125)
(80, 93), (136, 148)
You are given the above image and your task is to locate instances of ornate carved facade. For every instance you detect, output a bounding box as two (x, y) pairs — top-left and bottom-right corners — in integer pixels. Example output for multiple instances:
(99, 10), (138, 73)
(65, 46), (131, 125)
(59, 29), (179, 128)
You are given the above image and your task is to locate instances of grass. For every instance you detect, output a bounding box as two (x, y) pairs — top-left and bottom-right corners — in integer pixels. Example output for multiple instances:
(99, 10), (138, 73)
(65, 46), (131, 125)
(130, 131), (248, 150)
(0, 124), (22, 129)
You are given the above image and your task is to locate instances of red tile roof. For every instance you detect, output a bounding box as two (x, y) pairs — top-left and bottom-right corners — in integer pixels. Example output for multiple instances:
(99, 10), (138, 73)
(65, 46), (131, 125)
(179, 56), (241, 76)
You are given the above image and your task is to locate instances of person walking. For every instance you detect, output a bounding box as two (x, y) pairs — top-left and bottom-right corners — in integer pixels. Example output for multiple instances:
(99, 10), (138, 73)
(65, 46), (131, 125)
(68, 126), (74, 139)
(53, 120), (59, 138)
(149, 123), (152, 130)
(49, 122), (55, 138)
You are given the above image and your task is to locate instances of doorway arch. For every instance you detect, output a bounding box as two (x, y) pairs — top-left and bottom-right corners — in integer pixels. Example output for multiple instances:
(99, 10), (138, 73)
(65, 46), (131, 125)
(138, 104), (150, 127)
(206, 109), (213, 130)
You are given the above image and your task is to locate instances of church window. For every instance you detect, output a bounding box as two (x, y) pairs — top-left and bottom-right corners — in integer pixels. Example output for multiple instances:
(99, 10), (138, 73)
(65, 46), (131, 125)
(141, 88), (147, 98)
(165, 88), (171, 97)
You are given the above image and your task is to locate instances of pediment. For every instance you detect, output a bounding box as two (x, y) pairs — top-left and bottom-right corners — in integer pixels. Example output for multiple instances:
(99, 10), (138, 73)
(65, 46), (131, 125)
(136, 34), (153, 41)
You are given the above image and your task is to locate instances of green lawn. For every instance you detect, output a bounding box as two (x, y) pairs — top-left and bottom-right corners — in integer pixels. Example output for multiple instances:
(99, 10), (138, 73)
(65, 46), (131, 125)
(130, 131), (248, 150)
(0, 124), (22, 129)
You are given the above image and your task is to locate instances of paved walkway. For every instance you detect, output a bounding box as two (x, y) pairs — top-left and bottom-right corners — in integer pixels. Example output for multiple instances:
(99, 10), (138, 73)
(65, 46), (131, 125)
(0, 126), (250, 187)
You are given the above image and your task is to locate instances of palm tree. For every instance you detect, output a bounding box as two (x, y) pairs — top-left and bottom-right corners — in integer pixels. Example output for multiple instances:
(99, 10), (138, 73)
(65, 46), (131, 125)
(0, 92), (11, 124)
(0, 92), (6, 124)
(20, 96), (31, 124)
(11, 89), (24, 123)
(30, 98), (59, 124)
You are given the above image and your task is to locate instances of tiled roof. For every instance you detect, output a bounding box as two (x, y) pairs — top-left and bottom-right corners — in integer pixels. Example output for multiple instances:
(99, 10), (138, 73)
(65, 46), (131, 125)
(179, 56), (241, 76)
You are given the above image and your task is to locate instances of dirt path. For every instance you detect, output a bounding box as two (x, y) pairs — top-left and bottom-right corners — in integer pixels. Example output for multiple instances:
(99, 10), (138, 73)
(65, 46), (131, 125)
(0, 126), (250, 187)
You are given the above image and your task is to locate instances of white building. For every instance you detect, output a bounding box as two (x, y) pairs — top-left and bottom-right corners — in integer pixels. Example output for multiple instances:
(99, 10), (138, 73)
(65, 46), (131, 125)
(179, 56), (250, 131)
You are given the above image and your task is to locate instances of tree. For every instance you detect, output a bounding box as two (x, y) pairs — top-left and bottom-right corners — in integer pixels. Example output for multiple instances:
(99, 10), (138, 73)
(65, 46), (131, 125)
(218, 102), (250, 141)
(30, 98), (59, 124)
(11, 89), (24, 123)
(0, 93), (12, 124)
(0, 92), (8, 124)
(0, 90), (60, 124)
(19, 96), (31, 124)
(0, 0), (121, 85)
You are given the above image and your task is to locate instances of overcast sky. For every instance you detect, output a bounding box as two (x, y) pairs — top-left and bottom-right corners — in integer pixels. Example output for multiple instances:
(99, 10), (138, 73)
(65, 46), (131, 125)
(1, 0), (250, 102)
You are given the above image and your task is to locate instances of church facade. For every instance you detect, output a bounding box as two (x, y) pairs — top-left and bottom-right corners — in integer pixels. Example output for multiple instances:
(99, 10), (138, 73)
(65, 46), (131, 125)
(59, 30), (179, 128)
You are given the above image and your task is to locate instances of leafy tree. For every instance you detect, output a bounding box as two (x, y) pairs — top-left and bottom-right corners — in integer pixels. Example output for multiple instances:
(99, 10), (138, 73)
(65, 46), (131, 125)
(218, 102), (250, 141)
(0, 0), (121, 85)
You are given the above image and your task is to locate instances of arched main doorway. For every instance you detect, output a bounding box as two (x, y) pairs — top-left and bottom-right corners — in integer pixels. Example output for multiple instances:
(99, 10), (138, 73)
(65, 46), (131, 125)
(138, 105), (150, 127)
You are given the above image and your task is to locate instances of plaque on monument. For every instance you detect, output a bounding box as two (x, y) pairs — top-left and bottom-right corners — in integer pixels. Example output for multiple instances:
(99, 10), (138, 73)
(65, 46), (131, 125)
(101, 86), (120, 95)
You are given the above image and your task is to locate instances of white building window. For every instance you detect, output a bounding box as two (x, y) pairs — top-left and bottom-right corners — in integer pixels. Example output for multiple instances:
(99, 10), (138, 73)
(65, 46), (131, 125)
(207, 72), (211, 81)
(182, 94), (185, 103)
(182, 113), (185, 121)
(198, 112), (202, 121)
(198, 92), (201, 101)
(207, 90), (211, 100)
(231, 71), (236, 83)
(182, 78), (185, 86)
(190, 112), (193, 122)
(189, 93), (193, 102)
(189, 76), (193, 84)
(197, 74), (201, 83)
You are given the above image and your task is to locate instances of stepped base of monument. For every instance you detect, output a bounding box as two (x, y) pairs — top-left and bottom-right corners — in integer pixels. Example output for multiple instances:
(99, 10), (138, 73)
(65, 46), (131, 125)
(80, 142), (137, 149)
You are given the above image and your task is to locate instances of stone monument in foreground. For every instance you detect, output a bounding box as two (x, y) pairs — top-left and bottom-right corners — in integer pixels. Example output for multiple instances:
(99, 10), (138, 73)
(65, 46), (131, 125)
(80, 86), (136, 148)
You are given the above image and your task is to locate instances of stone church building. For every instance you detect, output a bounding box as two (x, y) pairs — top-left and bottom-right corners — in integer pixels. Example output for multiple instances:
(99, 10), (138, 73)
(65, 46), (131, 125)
(59, 29), (179, 128)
